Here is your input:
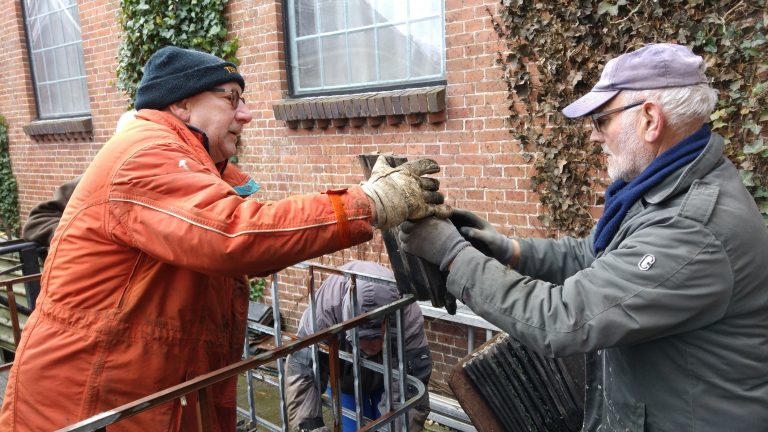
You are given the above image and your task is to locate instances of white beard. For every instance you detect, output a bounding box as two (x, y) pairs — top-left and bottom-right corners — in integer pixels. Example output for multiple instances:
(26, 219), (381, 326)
(607, 114), (657, 182)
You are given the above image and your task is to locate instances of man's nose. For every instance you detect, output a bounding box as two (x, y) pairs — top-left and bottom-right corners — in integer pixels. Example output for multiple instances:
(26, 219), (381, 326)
(236, 100), (253, 124)
(589, 125), (603, 142)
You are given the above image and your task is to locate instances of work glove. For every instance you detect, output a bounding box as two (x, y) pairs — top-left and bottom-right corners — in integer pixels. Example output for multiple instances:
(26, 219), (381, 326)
(399, 218), (470, 271)
(361, 156), (451, 230)
(449, 208), (515, 266)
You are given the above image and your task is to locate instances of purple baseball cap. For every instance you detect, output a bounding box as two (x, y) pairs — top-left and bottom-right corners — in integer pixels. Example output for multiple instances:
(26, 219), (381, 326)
(562, 43), (708, 118)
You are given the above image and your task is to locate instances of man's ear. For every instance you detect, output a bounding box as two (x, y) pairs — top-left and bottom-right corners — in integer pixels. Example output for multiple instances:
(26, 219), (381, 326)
(166, 98), (192, 122)
(640, 101), (664, 143)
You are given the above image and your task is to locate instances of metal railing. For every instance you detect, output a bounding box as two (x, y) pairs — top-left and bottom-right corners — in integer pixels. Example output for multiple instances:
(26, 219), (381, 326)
(59, 263), (424, 432)
(0, 262), (494, 431)
(0, 274), (39, 350)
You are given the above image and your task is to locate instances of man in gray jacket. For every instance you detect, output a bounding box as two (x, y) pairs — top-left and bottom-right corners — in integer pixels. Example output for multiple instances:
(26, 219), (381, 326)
(399, 43), (768, 431)
(285, 260), (432, 432)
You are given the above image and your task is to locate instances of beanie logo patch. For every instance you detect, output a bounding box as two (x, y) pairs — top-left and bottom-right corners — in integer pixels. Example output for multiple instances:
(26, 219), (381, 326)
(224, 66), (238, 74)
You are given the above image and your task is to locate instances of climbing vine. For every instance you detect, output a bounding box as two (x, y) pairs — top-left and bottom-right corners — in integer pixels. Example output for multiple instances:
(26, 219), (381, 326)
(492, 0), (767, 235)
(117, 0), (239, 106)
(0, 116), (20, 238)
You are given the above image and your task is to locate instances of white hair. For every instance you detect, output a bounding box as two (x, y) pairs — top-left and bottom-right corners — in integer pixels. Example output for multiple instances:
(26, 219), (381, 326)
(624, 84), (719, 135)
(115, 110), (137, 133)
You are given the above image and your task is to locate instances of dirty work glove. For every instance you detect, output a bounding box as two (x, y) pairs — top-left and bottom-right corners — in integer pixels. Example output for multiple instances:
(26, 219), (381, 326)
(449, 208), (515, 266)
(361, 156), (452, 230)
(400, 218), (470, 271)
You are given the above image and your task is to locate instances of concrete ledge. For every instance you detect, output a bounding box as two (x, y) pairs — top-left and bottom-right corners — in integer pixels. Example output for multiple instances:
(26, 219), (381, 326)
(273, 86), (446, 129)
(23, 116), (93, 141)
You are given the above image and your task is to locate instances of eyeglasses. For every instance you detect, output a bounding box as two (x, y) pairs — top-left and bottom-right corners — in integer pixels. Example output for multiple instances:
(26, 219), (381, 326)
(589, 100), (645, 133)
(209, 87), (245, 109)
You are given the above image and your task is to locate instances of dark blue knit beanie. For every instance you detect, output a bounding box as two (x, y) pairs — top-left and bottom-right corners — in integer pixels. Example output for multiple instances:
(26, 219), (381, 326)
(134, 46), (245, 110)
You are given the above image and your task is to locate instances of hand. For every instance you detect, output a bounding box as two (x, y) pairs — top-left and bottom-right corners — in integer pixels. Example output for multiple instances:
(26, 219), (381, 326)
(399, 218), (470, 271)
(362, 156), (452, 230)
(449, 208), (515, 266)
(297, 418), (327, 432)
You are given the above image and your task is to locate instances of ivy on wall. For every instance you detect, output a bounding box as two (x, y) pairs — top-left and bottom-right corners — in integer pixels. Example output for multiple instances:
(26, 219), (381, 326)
(492, 0), (767, 235)
(0, 116), (20, 238)
(117, 0), (239, 107)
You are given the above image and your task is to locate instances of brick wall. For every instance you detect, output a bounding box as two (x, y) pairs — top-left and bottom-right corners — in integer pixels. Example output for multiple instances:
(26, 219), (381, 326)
(0, 0), (554, 397)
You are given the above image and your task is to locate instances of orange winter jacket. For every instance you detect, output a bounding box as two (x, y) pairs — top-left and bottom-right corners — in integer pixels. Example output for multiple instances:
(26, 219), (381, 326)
(0, 110), (373, 431)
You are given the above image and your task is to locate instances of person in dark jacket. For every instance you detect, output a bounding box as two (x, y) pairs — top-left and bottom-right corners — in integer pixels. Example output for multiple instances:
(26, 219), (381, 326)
(285, 260), (432, 432)
(399, 43), (768, 431)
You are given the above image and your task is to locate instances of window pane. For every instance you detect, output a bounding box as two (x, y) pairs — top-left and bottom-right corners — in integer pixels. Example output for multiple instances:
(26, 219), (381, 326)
(374, 0), (406, 24)
(318, 0), (345, 33)
(321, 35), (348, 87)
(61, 8), (81, 44)
(295, 0), (317, 37)
(37, 83), (51, 116)
(43, 49), (56, 82)
(32, 52), (47, 82)
(66, 44), (82, 77)
(410, 17), (442, 78)
(40, 15), (54, 52)
(28, 17), (43, 50)
(54, 46), (69, 80)
(378, 25), (407, 81)
(49, 10), (65, 46)
(409, 0), (440, 18)
(75, 79), (90, 113)
(48, 82), (62, 116)
(60, 80), (75, 114)
(297, 38), (321, 89)
(348, 0), (374, 29)
(348, 30), (376, 84)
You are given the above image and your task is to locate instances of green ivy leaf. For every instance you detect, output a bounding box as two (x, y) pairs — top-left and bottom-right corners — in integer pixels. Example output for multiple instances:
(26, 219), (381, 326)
(744, 139), (767, 155)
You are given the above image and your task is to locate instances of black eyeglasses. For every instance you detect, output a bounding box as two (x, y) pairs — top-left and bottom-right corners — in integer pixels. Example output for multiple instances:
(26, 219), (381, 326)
(209, 88), (245, 109)
(589, 100), (645, 133)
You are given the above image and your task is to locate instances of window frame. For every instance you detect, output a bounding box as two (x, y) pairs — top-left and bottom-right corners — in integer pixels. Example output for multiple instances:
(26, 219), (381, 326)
(283, 0), (447, 97)
(21, 0), (91, 120)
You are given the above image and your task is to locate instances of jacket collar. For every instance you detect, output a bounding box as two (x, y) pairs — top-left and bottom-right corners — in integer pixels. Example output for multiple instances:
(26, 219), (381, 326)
(135, 109), (219, 173)
(644, 132), (724, 204)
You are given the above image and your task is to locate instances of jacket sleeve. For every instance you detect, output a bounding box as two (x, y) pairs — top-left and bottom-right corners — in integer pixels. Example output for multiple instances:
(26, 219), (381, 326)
(22, 176), (81, 247)
(447, 216), (733, 357)
(106, 144), (373, 277)
(515, 230), (596, 284)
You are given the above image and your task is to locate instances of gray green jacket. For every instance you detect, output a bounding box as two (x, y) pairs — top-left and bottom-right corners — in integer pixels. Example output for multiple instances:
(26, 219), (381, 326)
(285, 260), (431, 431)
(448, 133), (768, 431)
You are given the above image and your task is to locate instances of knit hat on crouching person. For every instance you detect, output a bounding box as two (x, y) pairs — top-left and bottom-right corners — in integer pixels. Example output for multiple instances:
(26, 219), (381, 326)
(134, 46), (245, 110)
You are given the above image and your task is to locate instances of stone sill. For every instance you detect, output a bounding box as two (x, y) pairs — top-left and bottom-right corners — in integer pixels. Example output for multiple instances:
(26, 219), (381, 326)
(273, 85), (446, 130)
(23, 116), (93, 141)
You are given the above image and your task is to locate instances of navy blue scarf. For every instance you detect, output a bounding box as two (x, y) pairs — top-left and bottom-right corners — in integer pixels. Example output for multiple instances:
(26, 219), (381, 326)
(593, 124), (711, 254)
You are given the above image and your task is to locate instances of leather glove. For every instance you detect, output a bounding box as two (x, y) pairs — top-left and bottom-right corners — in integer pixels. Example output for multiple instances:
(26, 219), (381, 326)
(399, 218), (470, 271)
(361, 156), (452, 230)
(449, 208), (515, 266)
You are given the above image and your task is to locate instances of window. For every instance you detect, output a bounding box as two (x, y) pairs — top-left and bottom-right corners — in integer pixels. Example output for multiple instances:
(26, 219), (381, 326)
(23, 0), (90, 119)
(285, 0), (445, 96)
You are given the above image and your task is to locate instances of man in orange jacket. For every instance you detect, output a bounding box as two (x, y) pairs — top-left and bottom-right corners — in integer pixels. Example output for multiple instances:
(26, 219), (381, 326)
(0, 46), (448, 432)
